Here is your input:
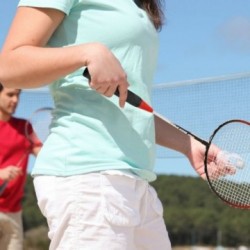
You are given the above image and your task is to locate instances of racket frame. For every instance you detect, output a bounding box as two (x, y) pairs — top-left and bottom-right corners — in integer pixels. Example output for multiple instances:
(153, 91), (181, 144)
(204, 119), (250, 209)
(25, 107), (53, 143)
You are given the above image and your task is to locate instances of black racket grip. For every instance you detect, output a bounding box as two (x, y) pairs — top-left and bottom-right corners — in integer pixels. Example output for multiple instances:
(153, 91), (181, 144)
(83, 68), (150, 110)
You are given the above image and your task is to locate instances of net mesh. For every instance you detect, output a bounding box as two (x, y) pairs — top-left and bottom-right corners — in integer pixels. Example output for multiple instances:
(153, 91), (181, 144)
(152, 72), (250, 158)
(16, 72), (250, 159)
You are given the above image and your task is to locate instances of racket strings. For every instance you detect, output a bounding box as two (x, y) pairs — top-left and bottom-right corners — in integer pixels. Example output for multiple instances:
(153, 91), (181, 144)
(27, 108), (53, 144)
(207, 121), (250, 208)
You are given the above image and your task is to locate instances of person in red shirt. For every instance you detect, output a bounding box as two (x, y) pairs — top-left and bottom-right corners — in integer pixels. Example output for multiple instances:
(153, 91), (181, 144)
(0, 83), (42, 250)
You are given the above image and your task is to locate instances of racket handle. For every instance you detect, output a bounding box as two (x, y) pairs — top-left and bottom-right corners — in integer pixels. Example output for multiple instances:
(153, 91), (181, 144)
(0, 181), (8, 196)
(83, 68), (153, 112)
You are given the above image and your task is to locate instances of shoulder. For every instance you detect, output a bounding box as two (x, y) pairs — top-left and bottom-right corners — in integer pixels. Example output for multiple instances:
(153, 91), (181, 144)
(10, 117), (28, 127)
(11, 116), (27, 123)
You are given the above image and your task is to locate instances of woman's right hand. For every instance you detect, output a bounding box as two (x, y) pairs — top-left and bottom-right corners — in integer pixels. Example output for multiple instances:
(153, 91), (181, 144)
(83, 43), (129, 108)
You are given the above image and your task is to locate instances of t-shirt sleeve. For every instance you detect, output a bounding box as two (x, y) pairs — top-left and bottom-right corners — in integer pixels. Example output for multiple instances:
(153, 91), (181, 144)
(18, 0), (75, 15)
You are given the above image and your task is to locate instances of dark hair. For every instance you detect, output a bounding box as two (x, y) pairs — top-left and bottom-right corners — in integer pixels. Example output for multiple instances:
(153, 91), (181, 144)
(136, 0), (165, 30)
(0, 83), (3, 92)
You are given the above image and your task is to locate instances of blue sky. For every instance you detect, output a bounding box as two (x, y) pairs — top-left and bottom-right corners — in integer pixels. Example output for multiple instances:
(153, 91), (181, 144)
(155, 0), (250, 83)
(1, 1), (250, 176)
(1, 0), (250, 83)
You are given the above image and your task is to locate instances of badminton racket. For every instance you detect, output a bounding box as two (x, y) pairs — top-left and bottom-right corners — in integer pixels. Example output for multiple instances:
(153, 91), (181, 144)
(83, 68), (250, 209)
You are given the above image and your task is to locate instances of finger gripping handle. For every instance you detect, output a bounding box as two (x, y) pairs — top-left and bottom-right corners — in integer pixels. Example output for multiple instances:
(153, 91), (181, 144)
(83, 68), (149, 110)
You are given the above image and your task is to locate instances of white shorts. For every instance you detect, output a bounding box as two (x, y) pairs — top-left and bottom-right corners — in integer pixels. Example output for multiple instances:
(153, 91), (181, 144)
(34, 172), (171, 250)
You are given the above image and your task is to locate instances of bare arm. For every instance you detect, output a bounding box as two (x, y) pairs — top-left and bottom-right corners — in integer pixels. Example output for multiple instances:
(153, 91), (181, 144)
(154, 114), (215, 179)
(0, 7), (128, 107)
(154, 114), (191, 156)
(32, 145), (42, 157)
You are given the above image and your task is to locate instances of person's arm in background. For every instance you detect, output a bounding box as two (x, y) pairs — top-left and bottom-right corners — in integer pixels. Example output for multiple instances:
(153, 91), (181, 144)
(27, 126), (43, 157)
(0, 121), (43, 182)
(0, 142), (41, 182)
(0, 7), (128, 107)
(154, 114), (219, 179)
(32, 146), (42, 157)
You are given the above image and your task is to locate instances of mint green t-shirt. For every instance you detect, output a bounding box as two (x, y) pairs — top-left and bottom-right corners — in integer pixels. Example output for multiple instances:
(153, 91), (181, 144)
(18, 0), (159, 181)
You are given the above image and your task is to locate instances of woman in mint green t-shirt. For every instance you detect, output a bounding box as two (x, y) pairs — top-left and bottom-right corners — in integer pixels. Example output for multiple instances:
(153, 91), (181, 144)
(0, 1), (218, 249)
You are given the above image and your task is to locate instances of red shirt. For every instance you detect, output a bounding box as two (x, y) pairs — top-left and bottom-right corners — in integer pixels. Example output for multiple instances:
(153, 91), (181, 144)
(0, 117), (41, 212)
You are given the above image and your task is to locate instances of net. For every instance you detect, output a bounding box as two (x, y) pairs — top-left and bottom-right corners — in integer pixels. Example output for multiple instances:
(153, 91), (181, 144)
(16, 72), (250, 159)
(17, 88), (54, 118)
(152, 72), (250, 158)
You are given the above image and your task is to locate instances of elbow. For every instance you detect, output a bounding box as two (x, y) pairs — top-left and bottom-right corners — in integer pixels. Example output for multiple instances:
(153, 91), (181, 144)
(0, 54), (22, 88)
(0, 68), (23, 89)
(0, 74), (9, 89)
(0, 76), (16, 89)
(0, 58), (5, 86)
(0, 56), (12, 88)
